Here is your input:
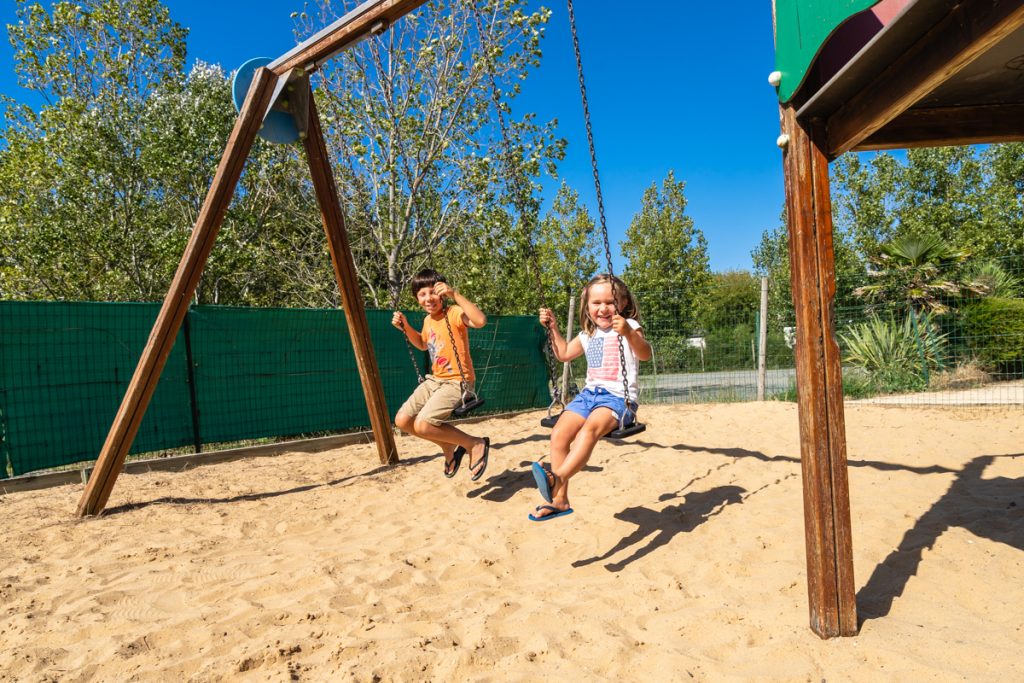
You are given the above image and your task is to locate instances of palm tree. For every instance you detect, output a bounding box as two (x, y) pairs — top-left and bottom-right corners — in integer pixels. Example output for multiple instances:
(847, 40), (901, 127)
(853, 234), (985, 314)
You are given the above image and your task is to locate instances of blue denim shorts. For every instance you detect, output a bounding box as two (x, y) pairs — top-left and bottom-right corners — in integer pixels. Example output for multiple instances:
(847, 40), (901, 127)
(565, 387), (637, 424)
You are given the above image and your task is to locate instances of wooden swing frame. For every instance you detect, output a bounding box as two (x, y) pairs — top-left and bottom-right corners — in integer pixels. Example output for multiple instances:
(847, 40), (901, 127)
(76, 0), (429, 517)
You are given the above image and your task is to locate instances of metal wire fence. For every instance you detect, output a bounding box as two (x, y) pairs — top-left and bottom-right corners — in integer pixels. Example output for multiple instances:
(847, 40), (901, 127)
(550, 257), (1024, 410)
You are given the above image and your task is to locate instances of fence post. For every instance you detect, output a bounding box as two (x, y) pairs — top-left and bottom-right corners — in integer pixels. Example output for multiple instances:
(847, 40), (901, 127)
(182, 308), (202, 454)
(758, 276), (769, 400)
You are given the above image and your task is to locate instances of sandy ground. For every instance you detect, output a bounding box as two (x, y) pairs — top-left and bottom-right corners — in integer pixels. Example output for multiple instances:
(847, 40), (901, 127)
(1, 403), (1023, 682)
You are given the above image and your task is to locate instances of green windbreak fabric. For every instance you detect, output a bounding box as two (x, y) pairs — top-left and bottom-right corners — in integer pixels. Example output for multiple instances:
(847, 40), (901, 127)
(187, 306), (418, 443)
(0, 301), (194, 476)
(0, 302), (549, 476)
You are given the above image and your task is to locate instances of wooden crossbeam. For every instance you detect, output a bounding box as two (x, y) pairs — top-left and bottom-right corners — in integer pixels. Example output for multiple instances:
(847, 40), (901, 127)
(781, 105), (858, 638)
(855, 104), (1024, 151)
(76, 67), (279, 517)
(826, 0), (1024, 157)
(303, 84), (399, 466)
(270, 0), (429, 75)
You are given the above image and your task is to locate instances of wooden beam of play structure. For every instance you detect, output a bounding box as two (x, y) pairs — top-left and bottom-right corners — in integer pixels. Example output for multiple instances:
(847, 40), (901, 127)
(856, 103), (1024, 151)
(780, 107), (858, 638)
(76, 67), (279, 517)
(303, 85), (398, 466)
(77, 2), (421, 517)
(270, 0), (429, 76)
(825, 0), (1024, 157)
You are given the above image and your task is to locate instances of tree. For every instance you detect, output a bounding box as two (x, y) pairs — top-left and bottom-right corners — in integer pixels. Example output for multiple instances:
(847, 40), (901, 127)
(751, 203), (865, 326)
(0, 0), (190, 300)
(0, 1), (337, 307)
(854, 234), (984, 315)
(621, 170), (711, 337)
(295, 0), (564, 309)
(703, 270), (759, 330)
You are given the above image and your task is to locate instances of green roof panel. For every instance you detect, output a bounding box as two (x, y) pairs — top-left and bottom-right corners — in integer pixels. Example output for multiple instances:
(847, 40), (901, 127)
(774, 0), (880, 102)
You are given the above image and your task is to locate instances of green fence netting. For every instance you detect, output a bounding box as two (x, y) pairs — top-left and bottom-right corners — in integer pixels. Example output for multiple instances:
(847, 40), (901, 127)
(0, 302), (549, 477)
(0, 301), (195, 476)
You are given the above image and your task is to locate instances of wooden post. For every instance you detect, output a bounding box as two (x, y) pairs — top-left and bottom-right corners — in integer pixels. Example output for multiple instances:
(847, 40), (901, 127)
(76, 68), (279, 517)
(780, 105), (858, 638)
(757, 276), (769, 400)
(561, 288), (575, 400)
(303, 86), (398, 465)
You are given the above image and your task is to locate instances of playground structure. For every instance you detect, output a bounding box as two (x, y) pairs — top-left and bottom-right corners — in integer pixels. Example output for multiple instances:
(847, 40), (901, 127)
(774, 0), (1024, 637)
(73, 0), (1024, 640)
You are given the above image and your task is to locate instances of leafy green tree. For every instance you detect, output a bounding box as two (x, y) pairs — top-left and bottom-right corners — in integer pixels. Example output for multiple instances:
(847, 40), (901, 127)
(979, 143), (1024, 257)
(1, 0), (190, 300)
(621, 170), (711, 337)
(296, 0), (564, 309)
(750, 205), (864, 324)
(532, 183), (600, 319)
(854, 234), (983, 315)
(703, 270), (759, 330)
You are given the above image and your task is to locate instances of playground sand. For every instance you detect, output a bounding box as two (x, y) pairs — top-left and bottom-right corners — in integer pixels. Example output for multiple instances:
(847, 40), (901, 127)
(1, 403), (1022, 681)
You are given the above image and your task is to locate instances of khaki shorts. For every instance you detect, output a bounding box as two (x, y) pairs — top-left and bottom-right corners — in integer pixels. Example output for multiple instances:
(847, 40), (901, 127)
(397, 376), (475, 426)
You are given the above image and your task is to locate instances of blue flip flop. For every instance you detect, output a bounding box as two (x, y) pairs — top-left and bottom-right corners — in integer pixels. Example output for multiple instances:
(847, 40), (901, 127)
(444, 446), (466, 478)
(529, 505), (574, 522)
(531, 461), (554, 503)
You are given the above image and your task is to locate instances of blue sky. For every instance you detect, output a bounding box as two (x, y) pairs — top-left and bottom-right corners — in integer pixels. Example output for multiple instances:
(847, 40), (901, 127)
(0, 1), (784, 273)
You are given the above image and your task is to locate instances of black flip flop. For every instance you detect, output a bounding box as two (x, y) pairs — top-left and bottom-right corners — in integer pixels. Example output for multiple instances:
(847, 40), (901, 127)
(469, 437), (490, 481)
(445, 446), (466, 478)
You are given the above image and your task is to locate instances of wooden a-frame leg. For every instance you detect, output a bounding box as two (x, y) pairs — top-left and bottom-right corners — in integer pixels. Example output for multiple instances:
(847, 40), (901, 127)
(75, 68), (279, 517)
(303, 85), (399, 466)
(780, 106), (858, 638)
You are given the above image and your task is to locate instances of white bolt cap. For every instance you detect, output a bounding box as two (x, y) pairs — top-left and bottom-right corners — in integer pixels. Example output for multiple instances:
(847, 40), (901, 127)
(776, 134), (790, 149)
(768, 71), (782, 87)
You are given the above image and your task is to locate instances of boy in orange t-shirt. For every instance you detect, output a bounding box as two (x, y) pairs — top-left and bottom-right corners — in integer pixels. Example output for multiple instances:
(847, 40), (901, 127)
(392, 269), (490, 480)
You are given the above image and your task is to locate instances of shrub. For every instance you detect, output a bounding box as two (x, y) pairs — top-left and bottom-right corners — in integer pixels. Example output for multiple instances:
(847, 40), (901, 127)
(838, 311), (948, 394)
(960, 297), (1024, 376)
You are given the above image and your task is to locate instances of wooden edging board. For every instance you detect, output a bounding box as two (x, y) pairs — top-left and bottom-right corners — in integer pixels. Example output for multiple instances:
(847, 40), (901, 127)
(0, 409), (526, 496)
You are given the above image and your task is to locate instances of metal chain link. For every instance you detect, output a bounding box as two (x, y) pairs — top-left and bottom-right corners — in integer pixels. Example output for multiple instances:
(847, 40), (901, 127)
(442, 304), (472, 398)
(473, 2), (563, 404)
(391, 285), (425, 384)
(566, 0), (631, 412)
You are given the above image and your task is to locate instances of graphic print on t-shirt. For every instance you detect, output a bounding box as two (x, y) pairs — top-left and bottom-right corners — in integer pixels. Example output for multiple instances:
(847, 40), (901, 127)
(427, 329), (452, 374)
(586, 334), (620, 382)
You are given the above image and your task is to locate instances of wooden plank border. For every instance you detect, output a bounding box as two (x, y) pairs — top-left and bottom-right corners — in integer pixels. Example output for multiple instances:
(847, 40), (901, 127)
(5, 410), (521, 496)
(826, 1), (1024, 156)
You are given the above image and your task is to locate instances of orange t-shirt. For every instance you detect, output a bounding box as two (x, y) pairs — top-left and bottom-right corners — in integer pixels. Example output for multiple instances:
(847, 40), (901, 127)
(421, 305), (475, 383)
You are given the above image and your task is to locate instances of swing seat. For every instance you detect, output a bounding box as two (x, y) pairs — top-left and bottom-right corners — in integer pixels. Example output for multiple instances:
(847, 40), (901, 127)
(452, 395), (485, 418)
(539, 414), (560, 428)
(605, 421), (646, 440)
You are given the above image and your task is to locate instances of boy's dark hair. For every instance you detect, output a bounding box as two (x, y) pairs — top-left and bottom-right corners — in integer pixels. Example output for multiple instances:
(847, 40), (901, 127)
(410, 268), (447, 295)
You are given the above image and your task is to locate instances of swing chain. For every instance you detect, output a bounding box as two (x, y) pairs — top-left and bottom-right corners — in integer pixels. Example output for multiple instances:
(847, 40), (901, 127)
(566, 0), (632, 413)
(442, 304), (473, 400)
(391, 285), (425, 384)
(473, 3), (562, 403)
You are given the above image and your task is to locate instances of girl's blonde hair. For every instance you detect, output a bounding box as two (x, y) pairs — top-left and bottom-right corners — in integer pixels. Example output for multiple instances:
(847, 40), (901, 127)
(579, 274), (641, 335)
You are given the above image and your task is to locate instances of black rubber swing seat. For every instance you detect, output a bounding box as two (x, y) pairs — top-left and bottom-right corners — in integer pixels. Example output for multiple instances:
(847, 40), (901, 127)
(452, 396), (485, 418)
(538, 414), (646, 439)
(604, 421), (646, 440)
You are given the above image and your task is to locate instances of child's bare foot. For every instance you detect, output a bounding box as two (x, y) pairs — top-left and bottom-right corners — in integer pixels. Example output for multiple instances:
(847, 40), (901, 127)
(444, 446), (465, 478)
(468, 437), (490, 481)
